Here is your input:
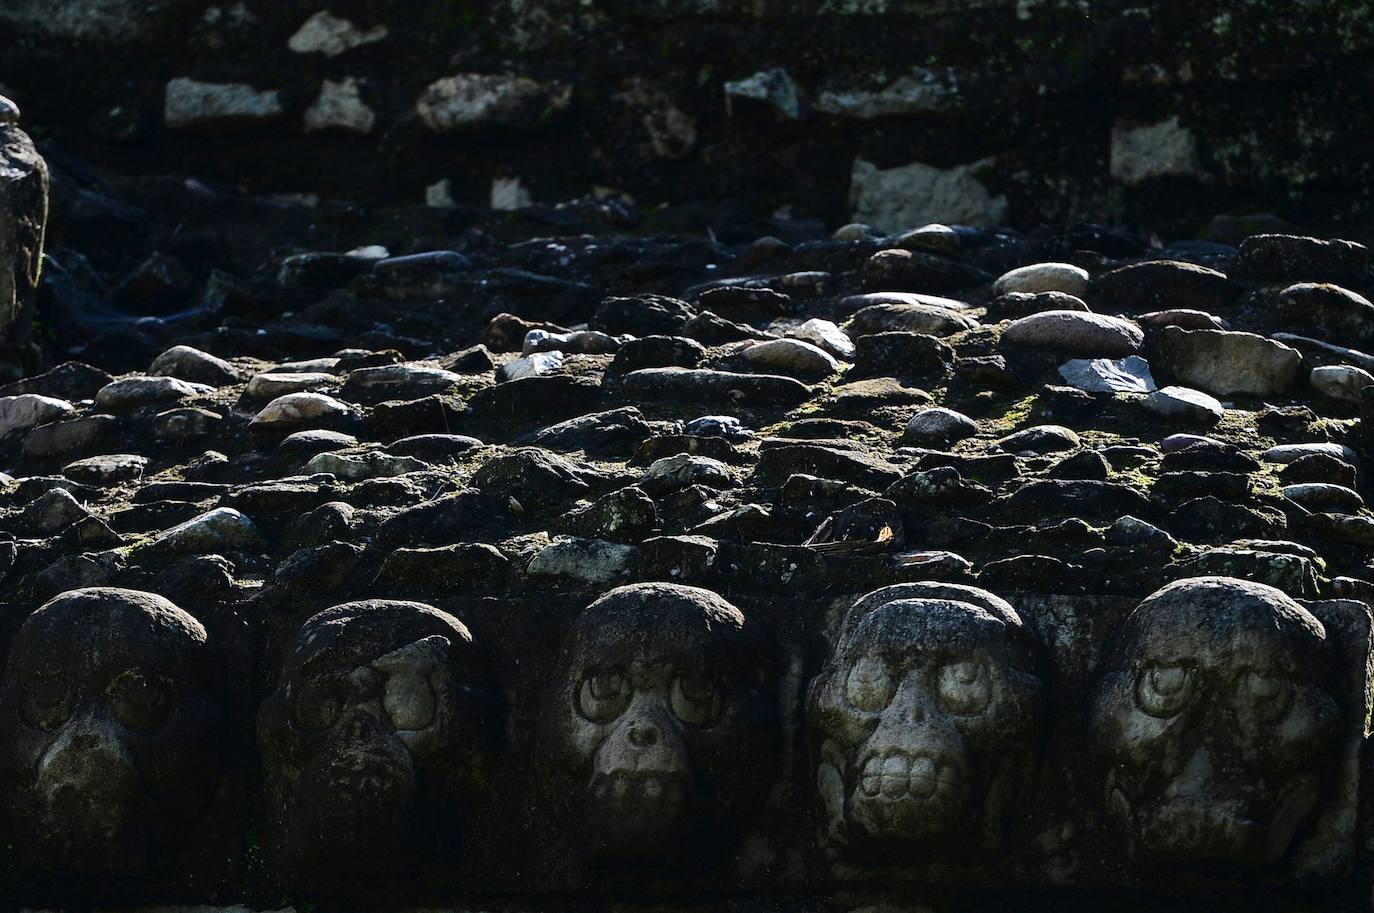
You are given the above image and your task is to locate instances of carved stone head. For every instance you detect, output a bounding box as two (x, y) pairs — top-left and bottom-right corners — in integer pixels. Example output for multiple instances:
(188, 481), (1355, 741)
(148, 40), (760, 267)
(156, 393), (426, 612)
(540, 583), (777, 871)
(1091, 577), (1342, 871)
(807, 583), (1044, 857)
(256, 600), (493, 884)
(0, 587), (225, 875)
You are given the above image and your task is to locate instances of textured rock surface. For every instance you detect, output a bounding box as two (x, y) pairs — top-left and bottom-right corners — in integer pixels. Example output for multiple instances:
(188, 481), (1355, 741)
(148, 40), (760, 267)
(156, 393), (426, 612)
(0, 124), (47, 374)
(1155, 327), (1303, 396)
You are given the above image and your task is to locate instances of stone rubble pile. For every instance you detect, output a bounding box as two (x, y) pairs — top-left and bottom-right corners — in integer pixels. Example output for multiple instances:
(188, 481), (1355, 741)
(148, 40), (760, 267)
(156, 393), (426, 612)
(1, 100), (1373, 910)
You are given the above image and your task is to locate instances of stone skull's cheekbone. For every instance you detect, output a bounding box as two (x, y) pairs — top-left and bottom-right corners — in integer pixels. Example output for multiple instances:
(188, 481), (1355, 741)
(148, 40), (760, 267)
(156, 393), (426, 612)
(1091, 576), (1343, 871)
(0, 587), (225, 875)
(256, 599), (494, 890)
(807, 583), (1045, 858)
(539, 582), (778, 872)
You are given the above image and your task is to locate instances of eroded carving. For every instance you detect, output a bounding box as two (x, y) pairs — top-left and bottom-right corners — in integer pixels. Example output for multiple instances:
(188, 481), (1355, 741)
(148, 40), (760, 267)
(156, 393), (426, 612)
(807, 583), (1044, 858)
(540, 582), (778, 871)
(256, 599), (493, 886)
(1091, 576), (1342, 871)
(0, 587), (225, 875)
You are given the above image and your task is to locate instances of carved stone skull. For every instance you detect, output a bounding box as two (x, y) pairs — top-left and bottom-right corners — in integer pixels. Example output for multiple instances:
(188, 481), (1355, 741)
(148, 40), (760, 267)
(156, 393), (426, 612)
(256, 600), (492, 885)
(807, 583), (1044, 857)
(0, 587), (225, 875)
(540, 583), (777, 871)
(1090, 576), (1342, 871)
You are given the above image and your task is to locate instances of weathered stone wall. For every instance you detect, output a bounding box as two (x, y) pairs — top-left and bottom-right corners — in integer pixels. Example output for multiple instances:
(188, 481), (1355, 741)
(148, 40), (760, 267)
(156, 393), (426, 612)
(0, 122), (48, 376)
(1, 0), (1372, 233)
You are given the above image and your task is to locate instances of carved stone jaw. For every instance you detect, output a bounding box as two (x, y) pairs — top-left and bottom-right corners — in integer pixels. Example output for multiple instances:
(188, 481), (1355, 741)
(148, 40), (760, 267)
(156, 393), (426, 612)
(0, 95), (17, 124)
(1107, 763), (1324, 868)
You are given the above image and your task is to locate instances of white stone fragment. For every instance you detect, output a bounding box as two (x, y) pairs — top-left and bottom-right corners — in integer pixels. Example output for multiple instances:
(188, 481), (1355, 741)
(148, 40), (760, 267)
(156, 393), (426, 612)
(287, 10), (387, 57)
(1058, 355), (1157, 393)
(426, 178), (458, 209)
(788, 318), (855, 360)
(497, 352), (563, 382)
(164, 77), (284, 130)
(304, 77), (376, 134)
(724, 68), (801, 120)
(1110, 116), (1200, 185)
(815, 68), (958, 118)
(416, 74), (569, 134)
(491, 176), (532, 211)
(850, 157), (1007, 233)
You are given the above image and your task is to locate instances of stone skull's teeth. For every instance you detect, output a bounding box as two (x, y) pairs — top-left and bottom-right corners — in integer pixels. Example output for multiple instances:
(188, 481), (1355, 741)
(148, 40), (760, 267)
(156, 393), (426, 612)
(880, 754), (909, 798)
(860, 755), (883, 796)
(908, 756), (939, 799)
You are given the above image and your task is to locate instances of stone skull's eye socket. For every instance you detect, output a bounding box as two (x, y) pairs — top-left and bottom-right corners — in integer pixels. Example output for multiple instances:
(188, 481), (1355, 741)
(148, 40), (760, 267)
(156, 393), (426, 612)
(577, 669), (630, 723)
(1237, 669), (1293, 721)
(937, 659), (992, 716)
(845, 656), (895, 713)
(20, 674), (74, 731)
(107, 669), (173, 731)
(383, 671), (437, 731)
(293, 677), (344, 731)
(1136, 663), (1194, 718)
(671, 672), (722, 725)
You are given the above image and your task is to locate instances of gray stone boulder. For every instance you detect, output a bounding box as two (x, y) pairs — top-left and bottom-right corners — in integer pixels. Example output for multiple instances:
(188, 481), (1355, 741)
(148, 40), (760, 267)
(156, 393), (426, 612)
(1091, 259), (1237, 315)
(847, 302), (977, 338)
(0, 121), (48, 373)
(993, 262), (1090, 297)
(1311, 365), (1374, 403)
(149, 345), (241, 386)
(1276, 283), (1374, 345)
(0, 393), (73, 436)
(1234, 234), (1372, 286)
(1000, 310), (1144, 358)
(740, 338), (840, 381)
(1153, 327), (1302, 396)
(902, 405), (978, 447)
